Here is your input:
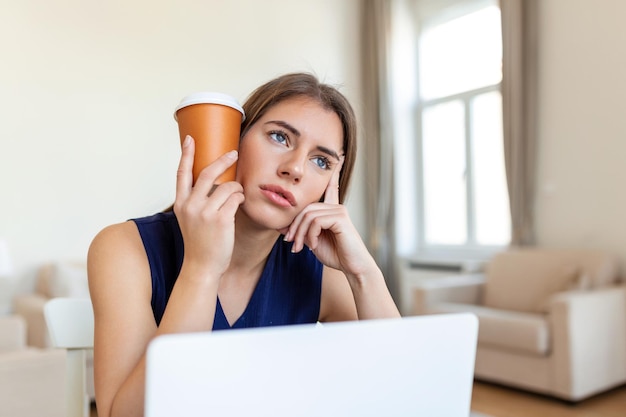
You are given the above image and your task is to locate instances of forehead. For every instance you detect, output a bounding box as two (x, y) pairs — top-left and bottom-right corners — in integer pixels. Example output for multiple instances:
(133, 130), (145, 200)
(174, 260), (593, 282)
(261, 97), (344, 149)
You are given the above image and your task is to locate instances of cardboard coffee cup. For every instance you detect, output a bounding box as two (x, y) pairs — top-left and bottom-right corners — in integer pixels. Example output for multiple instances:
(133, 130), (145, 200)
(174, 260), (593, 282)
(174, 92), (245, 184)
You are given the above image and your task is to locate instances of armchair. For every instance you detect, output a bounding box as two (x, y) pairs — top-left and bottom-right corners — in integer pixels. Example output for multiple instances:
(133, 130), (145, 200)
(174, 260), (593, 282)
(0, 314), (65, 417)
(12, 261), (95, 401)
(413, 248), (626, 401)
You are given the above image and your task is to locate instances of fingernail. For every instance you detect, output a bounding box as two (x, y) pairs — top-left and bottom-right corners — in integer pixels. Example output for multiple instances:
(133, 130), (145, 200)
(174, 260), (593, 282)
(226, 150), (238, 159)
(183, 135), (192, 147)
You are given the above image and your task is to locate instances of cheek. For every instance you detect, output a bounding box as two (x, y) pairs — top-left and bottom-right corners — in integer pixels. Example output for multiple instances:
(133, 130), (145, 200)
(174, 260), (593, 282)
(235, 139), (258, 181)
(304, 178), (331, 204)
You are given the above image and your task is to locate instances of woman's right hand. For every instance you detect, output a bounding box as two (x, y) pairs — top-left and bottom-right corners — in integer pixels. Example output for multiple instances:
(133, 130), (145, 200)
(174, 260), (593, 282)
(173, 135), (245, 280)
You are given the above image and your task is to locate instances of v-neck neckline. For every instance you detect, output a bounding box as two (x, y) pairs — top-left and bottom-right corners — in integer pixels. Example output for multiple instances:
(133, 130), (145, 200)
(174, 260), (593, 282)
(216, 294), (253, 329)
(215, 239), (279, 328)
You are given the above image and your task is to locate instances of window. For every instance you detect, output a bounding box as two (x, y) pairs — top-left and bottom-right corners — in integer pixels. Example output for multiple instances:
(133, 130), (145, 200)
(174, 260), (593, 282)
(393, 0), (510, 262)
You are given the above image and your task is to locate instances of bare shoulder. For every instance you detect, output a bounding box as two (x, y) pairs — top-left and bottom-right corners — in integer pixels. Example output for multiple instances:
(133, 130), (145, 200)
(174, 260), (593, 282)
(88, 221), (151, 307)
(319, 266), (358, 322)
(88, 221), (143, 263)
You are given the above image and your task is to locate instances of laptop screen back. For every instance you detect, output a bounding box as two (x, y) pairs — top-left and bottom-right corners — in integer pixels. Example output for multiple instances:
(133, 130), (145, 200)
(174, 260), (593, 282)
(145, 313), (478, 417)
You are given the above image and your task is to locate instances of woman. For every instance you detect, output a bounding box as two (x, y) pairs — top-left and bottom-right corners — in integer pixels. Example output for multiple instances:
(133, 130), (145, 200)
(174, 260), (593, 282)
(88, 72), (400, 417)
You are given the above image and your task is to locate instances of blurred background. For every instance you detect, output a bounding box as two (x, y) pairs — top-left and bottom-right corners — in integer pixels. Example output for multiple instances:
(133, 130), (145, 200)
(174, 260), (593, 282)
(0, 0), (365, 304)
(1, 0), (626, 315)
(2, 1), (626, 415)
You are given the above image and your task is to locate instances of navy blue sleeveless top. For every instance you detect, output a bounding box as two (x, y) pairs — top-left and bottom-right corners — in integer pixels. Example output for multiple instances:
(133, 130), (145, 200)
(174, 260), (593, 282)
(131, 212), (323, 330)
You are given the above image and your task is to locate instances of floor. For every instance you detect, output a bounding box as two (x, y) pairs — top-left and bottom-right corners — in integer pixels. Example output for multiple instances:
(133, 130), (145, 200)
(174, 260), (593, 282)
(90, 381), (626, 416)
(471, 381), (626, 417)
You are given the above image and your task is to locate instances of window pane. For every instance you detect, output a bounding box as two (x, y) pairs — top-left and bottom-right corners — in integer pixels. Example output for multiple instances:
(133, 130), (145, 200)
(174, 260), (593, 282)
(419, 6), (502, 100)
(422, 100), (467, 245)
(471, 91), (511, 245)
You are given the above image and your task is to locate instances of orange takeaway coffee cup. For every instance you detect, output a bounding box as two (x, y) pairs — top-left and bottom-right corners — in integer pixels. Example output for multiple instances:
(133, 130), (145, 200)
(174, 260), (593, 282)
(174, 92), (245, 184)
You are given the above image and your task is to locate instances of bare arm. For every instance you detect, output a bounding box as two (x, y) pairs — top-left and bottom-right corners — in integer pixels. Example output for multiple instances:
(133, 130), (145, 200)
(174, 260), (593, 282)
(320, 265), (399, 322)
(89, 137), (244, 417)
(89, 221), (155, 417)
(289, 161), (400, 322)
(89, 222), (223, 417)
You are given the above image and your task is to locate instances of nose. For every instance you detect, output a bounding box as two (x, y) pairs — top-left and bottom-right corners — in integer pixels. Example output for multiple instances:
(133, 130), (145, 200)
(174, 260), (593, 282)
(278, 151), (306, 183)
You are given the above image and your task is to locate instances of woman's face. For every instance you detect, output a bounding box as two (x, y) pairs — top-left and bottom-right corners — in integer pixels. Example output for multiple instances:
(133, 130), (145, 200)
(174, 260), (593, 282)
(236, 96), (344, 230)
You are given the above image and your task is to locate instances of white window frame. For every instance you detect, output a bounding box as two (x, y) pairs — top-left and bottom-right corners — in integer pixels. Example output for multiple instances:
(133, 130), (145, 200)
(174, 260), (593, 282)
(394, 0), (508, 265)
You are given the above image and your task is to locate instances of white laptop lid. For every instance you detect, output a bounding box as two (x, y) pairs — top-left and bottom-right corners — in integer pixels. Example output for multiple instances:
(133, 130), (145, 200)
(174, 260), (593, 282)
(145, 313), (478, 417)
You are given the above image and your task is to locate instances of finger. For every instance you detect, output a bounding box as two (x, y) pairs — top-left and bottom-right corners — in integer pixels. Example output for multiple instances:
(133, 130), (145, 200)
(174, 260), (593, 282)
(290, 206), (328, 253)
(175, 135), (195, 204)
(289, 211), (310, 252)
(211, 181), (244, 207)
(285, 203), (318, 243)
(194, 181), (243, 212)
(323, 158), (343, 205)
(190, 151), (239, 199)
(219, 191), (245, 217)
(292, 207), (345, 252)
(305, 218), (325, 250)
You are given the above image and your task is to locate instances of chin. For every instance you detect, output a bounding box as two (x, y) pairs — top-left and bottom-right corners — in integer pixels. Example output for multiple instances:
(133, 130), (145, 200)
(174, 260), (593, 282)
(239, 201), (295, 231)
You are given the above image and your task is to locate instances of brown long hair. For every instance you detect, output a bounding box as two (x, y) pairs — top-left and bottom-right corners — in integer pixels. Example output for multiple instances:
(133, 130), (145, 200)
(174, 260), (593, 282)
(240, 72), (357, 203)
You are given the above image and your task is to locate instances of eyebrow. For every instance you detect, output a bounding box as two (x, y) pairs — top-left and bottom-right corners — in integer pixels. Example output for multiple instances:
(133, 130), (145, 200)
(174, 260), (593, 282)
(265, 120), (342, 162)
(317, 145), (341, 162)
(265, 120), (301, 137)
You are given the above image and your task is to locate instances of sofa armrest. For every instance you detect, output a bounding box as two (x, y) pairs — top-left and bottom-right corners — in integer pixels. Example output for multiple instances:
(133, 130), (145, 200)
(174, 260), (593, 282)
(549, 285), (626, 400)
(412, 273), (485, 315)
(12, 294), (51, 348)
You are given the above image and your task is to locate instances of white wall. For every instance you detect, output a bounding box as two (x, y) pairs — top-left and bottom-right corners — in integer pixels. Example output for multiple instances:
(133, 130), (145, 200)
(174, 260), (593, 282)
(5, 0), (625, 304)
(0, 0), (364, 294)
(535, 0), (626, 265)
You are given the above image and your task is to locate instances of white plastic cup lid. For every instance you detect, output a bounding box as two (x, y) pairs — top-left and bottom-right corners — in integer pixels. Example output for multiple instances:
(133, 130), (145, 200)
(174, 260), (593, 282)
(174, 92), (245, 121)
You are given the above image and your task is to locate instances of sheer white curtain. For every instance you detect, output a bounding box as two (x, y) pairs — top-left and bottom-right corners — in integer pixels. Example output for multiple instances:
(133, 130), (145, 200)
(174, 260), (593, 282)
(500, 0), (539, 246)
(360, 0), (400, 301)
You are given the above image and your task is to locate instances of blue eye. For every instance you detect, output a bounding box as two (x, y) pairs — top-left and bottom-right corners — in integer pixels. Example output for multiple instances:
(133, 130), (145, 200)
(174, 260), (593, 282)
(312, 156), (331, 170)
(269, 131), (288, 145)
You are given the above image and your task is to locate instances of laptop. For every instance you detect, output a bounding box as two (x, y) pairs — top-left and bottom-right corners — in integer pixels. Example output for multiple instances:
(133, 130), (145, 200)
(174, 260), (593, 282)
(145, 313), (478, 417)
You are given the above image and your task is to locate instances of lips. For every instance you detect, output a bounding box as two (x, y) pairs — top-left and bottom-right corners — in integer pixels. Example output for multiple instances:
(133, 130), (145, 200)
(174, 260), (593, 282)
(260, 184), (297, 207)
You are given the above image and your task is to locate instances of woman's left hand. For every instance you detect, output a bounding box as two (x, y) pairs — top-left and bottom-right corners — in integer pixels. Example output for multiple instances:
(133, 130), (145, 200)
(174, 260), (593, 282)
(281, 162), (376, 276)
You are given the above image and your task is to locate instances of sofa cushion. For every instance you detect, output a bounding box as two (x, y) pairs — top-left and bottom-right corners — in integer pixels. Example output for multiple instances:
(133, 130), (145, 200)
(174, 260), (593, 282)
(481, 249), (619, 314)
(483, 253), (577, 313)
(429, 302), (550, 356)
(571, 250), (621, 286)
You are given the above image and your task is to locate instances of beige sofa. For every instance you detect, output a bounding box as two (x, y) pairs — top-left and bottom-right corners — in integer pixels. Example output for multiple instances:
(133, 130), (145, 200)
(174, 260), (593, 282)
(0, 314), (65, 417)
(13, 262), (95, 400)
(413, 248), (626, 401)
